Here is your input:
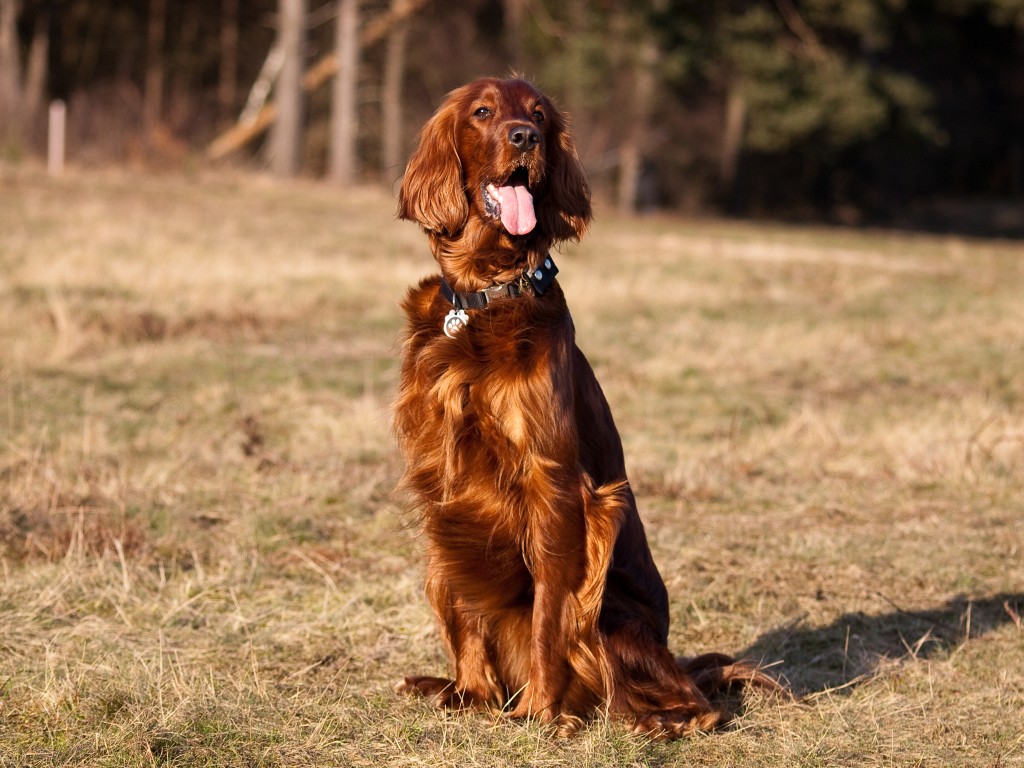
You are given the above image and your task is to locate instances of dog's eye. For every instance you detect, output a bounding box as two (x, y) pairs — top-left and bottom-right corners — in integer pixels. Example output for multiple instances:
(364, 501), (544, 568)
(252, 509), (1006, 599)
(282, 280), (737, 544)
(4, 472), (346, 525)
(474, 107), (492, 119)
(532, 110), (545, 124)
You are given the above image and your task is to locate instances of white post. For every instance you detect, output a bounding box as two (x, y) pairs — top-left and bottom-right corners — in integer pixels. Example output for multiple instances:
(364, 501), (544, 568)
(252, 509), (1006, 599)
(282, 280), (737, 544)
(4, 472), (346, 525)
(48, 100), (66, 176)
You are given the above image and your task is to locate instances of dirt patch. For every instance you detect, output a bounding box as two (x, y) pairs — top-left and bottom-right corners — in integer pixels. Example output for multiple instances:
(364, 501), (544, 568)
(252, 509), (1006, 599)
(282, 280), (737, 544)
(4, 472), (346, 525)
(0, 498), (148, 563)
(87, 307), (281, 345)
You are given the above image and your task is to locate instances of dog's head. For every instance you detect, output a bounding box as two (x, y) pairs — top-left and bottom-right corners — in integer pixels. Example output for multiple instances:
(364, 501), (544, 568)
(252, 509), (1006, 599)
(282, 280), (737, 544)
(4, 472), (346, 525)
(398, 78), (592, 247)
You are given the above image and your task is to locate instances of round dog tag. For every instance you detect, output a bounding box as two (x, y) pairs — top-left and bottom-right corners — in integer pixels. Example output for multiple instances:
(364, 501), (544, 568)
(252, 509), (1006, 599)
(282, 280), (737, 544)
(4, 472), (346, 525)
(443, 309), (469, 338)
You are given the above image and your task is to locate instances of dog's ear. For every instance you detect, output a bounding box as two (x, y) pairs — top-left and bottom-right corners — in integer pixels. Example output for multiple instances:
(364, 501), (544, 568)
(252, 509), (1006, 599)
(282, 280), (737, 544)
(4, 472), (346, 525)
(539, 101), (592, 243)
(398, 97), (468, 235)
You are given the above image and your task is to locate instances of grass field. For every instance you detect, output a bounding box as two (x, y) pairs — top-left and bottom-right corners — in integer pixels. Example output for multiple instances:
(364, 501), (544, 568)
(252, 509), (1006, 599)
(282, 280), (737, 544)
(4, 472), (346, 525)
(1, 165), (1022, 767)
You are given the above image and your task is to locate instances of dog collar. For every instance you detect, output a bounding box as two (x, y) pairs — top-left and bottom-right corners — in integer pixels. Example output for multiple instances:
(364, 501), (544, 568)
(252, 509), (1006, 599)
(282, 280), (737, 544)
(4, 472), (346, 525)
(440, 255), (558, 338)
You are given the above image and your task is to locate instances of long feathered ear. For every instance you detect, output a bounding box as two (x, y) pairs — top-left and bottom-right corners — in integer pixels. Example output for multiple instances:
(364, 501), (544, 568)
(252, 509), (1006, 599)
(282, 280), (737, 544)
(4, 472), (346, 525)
(398, 98), (468, 235)
(539, 102), (592, 243)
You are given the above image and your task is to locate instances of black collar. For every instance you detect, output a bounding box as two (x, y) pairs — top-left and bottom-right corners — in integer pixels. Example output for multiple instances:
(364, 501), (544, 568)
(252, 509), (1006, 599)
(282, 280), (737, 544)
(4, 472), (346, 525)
(440, 255), (559, 311)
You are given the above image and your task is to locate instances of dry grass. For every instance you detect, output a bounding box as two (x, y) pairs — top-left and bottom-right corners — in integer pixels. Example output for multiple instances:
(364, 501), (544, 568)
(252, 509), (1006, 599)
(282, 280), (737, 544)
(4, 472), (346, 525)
(1, 164), (1022, 767)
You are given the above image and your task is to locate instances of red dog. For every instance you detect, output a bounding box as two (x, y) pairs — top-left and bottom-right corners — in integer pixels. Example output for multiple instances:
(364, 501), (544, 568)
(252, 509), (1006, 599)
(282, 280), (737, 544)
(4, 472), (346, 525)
(394, 77), (777, 738)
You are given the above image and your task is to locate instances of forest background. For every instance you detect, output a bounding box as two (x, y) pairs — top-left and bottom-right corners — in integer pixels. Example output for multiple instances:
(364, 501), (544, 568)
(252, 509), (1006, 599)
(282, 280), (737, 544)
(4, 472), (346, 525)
(2, 0), (1024, 233)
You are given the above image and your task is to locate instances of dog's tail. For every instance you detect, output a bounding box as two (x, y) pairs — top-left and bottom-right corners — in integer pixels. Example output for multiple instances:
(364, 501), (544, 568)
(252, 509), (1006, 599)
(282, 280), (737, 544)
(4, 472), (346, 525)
(680, 651), (787, 699)
(606, 627), (789, 739)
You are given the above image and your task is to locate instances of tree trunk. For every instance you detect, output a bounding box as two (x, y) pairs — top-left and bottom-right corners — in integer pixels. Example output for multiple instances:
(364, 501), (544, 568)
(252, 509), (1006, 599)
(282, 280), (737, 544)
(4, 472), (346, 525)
(22, 12), (47, 137)
(380, 0), (408, 184)
(502, 0), (526, 71)
(170, 0), (201, 127)
(719, 84), (746, 208)
(329, 0), (359, 184)
(143, 0), (166, 134)
(271, 0), (306, 176)
(563, 0), (587, 119)
(0, 0), (22, 142)
(218, 0), (240, 125)
(616, 24), (658, 215)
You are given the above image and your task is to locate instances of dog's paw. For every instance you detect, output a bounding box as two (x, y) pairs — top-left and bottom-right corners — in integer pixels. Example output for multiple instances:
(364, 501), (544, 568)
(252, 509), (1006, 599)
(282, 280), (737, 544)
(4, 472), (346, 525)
(629, 709), (723, 741)
(506, 694), (583, 736)
(548, 713), (585, 738)
(395, 675), (460, 707)
(396, 675), (498, 711)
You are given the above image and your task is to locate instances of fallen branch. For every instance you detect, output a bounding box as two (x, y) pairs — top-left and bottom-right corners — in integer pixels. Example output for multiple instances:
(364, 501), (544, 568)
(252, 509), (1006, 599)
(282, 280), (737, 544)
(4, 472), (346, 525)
(207, 0), (427, 160)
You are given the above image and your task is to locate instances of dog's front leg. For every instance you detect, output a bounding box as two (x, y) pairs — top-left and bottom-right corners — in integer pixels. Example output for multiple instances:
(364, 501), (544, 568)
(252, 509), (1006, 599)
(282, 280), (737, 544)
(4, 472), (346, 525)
(507, 482), (588, 727)
(507, 471), (626, 731)
(507, 572), (577, 727)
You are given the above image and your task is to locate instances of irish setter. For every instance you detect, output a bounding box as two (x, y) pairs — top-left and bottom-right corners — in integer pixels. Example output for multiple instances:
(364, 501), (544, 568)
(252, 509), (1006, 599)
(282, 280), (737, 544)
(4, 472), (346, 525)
(394, 77), (778, 738)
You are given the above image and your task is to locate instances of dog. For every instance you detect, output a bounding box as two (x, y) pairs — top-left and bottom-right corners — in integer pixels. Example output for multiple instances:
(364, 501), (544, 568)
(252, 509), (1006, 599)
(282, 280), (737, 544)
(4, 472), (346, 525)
(393, 77), (778, 738)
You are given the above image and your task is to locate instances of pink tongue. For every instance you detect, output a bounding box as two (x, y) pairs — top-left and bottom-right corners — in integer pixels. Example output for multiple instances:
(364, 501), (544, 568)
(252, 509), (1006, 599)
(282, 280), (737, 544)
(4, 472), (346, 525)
(495, 184), (536, 235)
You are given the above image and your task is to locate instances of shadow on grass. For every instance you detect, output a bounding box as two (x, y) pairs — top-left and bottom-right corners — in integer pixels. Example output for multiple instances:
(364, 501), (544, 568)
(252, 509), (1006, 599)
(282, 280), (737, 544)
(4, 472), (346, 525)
(743, 593), (1024, 696)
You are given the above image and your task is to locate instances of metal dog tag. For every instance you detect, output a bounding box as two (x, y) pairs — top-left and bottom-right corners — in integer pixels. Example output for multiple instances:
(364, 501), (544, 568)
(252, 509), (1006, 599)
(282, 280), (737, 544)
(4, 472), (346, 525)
(443, 308), (469, 338)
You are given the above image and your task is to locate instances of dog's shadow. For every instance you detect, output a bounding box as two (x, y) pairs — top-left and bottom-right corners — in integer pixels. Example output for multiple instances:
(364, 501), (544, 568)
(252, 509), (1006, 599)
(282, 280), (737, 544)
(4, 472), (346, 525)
(741, 592), (1023, 696)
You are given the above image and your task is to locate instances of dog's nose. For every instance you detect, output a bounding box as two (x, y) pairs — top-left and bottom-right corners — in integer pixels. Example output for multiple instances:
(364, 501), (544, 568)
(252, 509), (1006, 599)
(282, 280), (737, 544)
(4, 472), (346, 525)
(508, 125), (540, 150)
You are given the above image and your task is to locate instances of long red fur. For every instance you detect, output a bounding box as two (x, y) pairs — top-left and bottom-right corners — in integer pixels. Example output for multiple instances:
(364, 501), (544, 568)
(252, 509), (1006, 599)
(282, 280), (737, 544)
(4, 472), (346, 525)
(394, 77), (781, 739)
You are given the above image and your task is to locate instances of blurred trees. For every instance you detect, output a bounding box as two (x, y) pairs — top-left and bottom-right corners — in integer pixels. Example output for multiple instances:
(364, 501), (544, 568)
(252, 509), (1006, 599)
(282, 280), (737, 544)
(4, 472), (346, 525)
(0, 0), (23, 144)
(0, 0), (48, 151)
(656, 0), (943, 215)
(380, 0), (410, 182)
(270, 0), (305, 176)
(3, 0), (1023, 228)
(328, 0), (359, 183)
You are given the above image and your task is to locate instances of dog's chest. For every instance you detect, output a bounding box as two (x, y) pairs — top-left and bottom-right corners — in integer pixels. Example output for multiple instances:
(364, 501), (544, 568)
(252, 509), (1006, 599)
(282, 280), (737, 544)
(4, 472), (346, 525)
(423, 323), (563, 440)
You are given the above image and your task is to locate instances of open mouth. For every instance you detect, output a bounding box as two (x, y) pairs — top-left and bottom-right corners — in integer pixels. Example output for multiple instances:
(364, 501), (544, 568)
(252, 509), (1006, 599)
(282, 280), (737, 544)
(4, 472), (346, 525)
(483, 167), (536, 236)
